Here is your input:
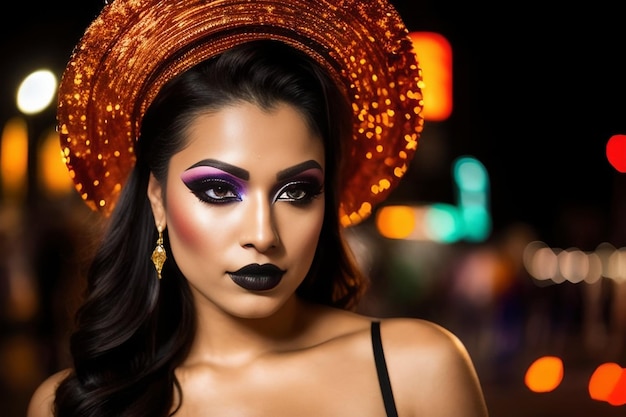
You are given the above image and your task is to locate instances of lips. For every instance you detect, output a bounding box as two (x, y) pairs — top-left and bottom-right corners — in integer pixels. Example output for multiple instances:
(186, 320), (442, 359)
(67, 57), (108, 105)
(228, 263), (285, 291)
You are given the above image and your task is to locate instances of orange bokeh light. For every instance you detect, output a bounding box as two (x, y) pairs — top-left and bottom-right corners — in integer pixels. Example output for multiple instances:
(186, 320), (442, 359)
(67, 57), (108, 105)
(0, 117), (28, 199)
(409, 31), (452, 122)
(376, 205), (416, 239)
(589, 362), (626, 406)
(524, 356), (563, 393)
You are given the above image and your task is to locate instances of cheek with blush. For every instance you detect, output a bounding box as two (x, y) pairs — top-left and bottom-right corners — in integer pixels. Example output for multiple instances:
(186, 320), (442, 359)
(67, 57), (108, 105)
(165, 192), (214, 261)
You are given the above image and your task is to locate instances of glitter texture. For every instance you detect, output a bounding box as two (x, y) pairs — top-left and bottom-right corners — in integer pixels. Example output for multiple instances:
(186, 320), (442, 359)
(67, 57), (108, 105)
(58, 0), (425, 226)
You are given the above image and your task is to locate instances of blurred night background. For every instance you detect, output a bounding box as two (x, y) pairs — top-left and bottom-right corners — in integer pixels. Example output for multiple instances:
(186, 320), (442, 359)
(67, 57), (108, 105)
(2, 1), (626, 416)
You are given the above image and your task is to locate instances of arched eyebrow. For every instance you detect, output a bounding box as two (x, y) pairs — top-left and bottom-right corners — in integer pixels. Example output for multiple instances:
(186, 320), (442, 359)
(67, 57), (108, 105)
(186, 159), (249, 180)
(276, 160), (323, 181)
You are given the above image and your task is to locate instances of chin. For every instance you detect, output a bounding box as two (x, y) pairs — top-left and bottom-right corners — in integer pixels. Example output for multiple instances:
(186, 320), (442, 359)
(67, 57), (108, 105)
(225, 293), (299, 320)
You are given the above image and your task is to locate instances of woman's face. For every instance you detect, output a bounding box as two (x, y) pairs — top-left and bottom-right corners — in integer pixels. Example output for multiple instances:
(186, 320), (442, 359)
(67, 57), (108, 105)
(148, 101), (325, 319)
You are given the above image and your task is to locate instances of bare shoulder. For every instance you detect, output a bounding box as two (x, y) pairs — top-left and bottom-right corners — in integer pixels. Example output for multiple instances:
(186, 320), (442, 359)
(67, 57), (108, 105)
(377, 318), (475, 378)
(378, 317), (469, 356)
(27, 369), (71, 417)
(378, 318), (489, 417)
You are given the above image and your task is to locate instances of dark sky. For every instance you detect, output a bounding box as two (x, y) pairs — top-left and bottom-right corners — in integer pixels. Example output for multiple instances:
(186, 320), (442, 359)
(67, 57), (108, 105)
(3, 1), (626, 247)
(393, 1), (626, 247)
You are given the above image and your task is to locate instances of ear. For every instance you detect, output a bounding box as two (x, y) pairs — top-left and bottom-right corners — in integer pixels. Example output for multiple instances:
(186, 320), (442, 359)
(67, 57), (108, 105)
(147, 172), (166, 229)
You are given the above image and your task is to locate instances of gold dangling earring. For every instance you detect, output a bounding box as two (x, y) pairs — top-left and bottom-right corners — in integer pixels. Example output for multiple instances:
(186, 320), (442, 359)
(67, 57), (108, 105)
(151, 226), (167, 279)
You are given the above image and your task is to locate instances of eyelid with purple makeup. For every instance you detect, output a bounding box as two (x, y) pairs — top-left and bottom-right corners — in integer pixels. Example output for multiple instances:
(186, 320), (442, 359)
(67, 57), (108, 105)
(271, 171), (324, 204)
(180, 159), (324, 202)
(182, 159), (249, 180)
(274, 167), (324, 191)
(180, 164), (247, 199)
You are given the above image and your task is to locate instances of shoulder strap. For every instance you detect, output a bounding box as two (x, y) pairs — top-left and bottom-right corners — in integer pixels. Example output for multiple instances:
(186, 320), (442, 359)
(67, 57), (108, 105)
(371, 321), (399, 417)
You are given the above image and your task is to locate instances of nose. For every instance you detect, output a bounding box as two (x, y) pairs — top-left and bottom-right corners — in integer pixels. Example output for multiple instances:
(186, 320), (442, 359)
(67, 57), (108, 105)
(239, 192), (280, 252)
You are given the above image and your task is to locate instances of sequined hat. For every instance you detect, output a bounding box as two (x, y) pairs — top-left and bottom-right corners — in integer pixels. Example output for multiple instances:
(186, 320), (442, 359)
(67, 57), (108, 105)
(58, 0), (424, 226)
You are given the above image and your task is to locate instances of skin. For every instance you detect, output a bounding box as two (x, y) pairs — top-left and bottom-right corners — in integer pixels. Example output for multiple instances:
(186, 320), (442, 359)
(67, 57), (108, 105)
(154, 102), (326, 322)
(27, 102), (489, 417)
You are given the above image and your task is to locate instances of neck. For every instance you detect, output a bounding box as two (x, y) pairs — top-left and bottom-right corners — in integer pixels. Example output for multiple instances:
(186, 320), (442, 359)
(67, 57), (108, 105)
(184, 296), (315, 366)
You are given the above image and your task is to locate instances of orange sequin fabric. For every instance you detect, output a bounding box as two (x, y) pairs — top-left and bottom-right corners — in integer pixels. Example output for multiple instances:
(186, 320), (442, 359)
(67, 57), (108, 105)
(58, 0), (424, 226)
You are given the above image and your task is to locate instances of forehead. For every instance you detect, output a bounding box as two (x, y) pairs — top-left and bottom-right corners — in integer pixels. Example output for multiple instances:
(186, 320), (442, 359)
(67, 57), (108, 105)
(173, 101), (325, 172)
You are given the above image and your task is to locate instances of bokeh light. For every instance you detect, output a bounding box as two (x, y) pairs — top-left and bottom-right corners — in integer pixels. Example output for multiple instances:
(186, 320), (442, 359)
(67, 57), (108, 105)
(0, 117), (29, 200)
(525, 356), (564, 393)
(408, 31), (452, 121)
(589, 363), (626, 406)
(16, 69), (57, 115)
(606, 134), (626, 173)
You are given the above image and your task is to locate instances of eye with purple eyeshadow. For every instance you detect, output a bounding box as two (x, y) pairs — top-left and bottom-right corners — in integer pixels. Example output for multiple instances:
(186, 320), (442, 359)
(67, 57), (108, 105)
(272, 173), (324, 206)
(181, 159), (324, 207)
(181, 166), (246, 204)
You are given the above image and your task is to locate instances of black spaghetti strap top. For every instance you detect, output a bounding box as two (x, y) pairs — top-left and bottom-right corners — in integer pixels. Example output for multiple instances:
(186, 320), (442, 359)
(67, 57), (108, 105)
(371, 321), (399, 417)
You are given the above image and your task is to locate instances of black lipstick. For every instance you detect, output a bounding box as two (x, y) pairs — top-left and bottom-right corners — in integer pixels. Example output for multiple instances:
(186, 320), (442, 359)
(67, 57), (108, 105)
(228, 263), (285, 291)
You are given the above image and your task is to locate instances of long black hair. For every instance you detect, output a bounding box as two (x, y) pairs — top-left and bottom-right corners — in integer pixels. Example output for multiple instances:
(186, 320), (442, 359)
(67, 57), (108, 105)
(54, 39), (367, 416)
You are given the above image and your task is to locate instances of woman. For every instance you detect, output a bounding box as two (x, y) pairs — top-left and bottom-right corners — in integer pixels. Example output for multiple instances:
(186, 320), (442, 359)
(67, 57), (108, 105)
(28, 1), (489, 416)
